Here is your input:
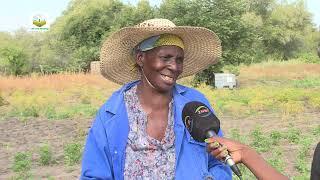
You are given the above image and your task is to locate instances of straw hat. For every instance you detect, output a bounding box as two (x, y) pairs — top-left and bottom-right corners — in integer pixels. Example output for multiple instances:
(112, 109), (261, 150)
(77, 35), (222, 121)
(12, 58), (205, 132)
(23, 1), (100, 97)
(100, 18), (221, 84)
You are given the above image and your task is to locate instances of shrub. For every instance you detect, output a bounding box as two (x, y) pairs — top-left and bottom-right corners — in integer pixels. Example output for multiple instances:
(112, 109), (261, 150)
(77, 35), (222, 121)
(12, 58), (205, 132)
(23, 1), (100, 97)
(64, 142), (83, 166)
(223, 65), (240, 76)
(269, 130), (282, 145)
(250, 127), (271, 152)
(295, 137), (312, 173)
(291, 77), (320, 88)
(39, 144), (53, 166)
(0, 93), (5, 106)
(267, 149), (285, 173)
(284, 126), (301, 144)
(12, 151), (32, 179)
(296, 53), (320, 64)
(313, 125), (320, 136)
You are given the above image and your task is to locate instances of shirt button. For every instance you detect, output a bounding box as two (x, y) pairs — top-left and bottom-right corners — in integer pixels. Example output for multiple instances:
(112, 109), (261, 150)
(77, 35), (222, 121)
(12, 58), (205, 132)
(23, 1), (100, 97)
(114, 151), (118, 154)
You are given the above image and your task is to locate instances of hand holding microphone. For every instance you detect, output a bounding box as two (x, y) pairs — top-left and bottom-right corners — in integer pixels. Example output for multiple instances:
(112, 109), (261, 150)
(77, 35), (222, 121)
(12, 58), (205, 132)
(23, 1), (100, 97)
(205, 137), (248, 165)
(182, 101), (242, 179)
(182, 101), (288, 180)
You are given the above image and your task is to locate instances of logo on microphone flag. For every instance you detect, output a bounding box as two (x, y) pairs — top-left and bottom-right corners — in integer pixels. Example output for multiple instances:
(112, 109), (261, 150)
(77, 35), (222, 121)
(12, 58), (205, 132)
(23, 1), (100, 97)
(195, 105), (211, 117)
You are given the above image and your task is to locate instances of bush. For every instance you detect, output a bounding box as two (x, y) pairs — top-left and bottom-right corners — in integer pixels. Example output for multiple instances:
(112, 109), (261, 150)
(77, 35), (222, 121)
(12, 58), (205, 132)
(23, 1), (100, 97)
(0, 46), (28, 76)
(284, 126), (301, 144)
(39, 144), (53, 166)
(12, 152), (32, 173)
(64, 142), (83, 166)
(250, 127), (271, 152)
(0, 93), (5, 106)
(269, 130), (282, 145)
(296, 53), (320, 64)
(223, 65), (240, 76)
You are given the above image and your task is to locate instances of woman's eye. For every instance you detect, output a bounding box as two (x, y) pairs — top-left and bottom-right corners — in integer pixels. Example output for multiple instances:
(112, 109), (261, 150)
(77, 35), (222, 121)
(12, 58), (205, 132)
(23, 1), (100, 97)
(161, 56), (171, 61)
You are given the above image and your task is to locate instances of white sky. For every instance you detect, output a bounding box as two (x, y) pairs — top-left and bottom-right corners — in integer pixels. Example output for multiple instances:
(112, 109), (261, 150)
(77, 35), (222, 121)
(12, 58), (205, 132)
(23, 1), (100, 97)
(0, 0), (319, 32)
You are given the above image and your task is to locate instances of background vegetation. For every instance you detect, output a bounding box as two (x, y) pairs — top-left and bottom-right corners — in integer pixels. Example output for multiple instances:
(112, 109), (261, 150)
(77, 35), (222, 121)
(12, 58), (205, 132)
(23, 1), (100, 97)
(0, 61), (319, 179)
(0, 0), (319, 83)
(1, 0), (320, 179)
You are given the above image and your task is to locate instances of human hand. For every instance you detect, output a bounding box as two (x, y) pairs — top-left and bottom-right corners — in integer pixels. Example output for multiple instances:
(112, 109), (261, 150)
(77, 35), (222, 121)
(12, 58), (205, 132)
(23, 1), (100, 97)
(205, 137), (249, 164)
(206, 137), (289, 180)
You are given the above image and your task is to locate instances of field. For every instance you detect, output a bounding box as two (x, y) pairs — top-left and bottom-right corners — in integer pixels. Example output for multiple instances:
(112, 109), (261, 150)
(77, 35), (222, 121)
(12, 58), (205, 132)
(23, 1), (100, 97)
(0, 60), (319, 179)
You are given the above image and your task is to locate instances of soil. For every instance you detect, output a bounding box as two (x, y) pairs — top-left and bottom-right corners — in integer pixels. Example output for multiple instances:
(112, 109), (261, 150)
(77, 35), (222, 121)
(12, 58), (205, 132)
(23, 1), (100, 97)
(0, 112), (319, 179)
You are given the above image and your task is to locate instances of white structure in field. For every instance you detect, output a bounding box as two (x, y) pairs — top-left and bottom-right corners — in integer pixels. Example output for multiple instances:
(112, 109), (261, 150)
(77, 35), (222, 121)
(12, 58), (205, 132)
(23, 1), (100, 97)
(90, 61), (101, 74)
(214, 73), (237, 89)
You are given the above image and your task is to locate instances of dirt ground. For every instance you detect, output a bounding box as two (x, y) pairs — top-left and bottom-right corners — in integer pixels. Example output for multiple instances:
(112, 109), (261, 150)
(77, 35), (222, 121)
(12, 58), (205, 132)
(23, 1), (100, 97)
(0, 112), (319, 179)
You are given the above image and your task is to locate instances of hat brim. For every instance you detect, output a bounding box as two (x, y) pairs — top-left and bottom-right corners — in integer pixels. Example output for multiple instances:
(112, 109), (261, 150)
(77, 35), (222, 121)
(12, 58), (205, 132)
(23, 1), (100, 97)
(100, 26), (221, 84)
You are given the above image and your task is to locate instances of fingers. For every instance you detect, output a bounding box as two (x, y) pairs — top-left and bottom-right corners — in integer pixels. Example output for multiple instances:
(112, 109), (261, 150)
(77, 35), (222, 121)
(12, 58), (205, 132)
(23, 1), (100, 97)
(205, 137), (247, 163)
(205, 136), (228, 145)
(209, 144), (229, 161)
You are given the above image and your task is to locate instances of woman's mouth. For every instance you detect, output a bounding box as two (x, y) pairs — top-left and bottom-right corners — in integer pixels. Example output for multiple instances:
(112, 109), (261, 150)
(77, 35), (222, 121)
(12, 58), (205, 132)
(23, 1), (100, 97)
(161, 74), (174, 84)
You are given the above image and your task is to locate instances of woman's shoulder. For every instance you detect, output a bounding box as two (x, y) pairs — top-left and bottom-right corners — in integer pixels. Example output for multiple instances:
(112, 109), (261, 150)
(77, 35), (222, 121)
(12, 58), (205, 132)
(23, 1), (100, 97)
(175, 84), (206, 98)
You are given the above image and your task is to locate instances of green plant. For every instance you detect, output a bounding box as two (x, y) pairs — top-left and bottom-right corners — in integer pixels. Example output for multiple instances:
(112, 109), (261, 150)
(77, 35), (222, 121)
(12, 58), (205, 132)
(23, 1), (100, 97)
(291, 77), (320, 88)
(294, 137), (312, 174)
(313, 125), (320, 136)
(269, 130), (282, 145)
(64, 142), (83, 166)
(0, 92), (5, 106)
(284, 126), (301, 144)
(12, 152), (31, 173)
(223, 65), (240, 76)
(39, 144), (53, 166)
(267, 149), (285, 173)
(11, 151), (32, 179)
(250, 127), (271, 152)
(229, 128), (247, 143)
(234, 164), (255, 179)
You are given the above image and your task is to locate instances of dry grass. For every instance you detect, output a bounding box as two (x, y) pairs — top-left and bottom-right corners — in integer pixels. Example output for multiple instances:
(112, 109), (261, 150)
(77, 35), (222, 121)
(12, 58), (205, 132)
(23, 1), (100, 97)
(0, 73), (119, 92)
(239, 61), (320, 87)
(0, 60), (319, 120)
(0, 73), (120, 120)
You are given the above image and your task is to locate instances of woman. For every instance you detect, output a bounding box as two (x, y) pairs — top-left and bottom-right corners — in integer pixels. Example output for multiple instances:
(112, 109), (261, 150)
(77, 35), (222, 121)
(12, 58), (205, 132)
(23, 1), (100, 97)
(81, 19), (231, 179)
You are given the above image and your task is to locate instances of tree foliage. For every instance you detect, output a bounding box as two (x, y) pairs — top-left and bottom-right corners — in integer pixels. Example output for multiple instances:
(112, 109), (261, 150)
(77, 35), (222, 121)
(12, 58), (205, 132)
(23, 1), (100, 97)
(0, 46), (27, 75)
(0, 0), (318, 85)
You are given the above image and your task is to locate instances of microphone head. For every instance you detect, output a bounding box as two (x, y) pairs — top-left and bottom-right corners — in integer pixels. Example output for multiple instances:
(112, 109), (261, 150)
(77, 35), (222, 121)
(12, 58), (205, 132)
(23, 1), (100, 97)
(182, 101), (220, 142)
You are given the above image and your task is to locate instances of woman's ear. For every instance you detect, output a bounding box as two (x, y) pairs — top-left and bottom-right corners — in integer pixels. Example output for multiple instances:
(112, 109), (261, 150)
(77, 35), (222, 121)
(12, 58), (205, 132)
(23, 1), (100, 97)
(135, 51), (144, 68)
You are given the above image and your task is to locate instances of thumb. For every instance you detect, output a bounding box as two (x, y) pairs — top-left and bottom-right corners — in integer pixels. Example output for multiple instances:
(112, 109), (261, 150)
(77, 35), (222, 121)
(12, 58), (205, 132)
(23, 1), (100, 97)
(205, 136), (229, 145)
(205, 137), (240, 152)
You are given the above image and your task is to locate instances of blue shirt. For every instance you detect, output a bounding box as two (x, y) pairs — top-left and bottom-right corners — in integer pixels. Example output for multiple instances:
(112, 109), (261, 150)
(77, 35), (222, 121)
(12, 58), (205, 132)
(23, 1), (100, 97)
(81, 81), (232, 180)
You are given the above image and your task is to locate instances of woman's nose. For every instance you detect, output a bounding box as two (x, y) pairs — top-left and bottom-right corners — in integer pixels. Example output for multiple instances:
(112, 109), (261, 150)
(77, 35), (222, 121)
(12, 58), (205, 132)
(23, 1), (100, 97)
(167, 59), (182, 72)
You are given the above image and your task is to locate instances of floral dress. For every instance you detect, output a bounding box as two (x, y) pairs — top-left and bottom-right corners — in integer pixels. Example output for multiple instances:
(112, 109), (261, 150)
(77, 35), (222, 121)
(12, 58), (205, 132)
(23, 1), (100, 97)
(123, 85), (176, 180)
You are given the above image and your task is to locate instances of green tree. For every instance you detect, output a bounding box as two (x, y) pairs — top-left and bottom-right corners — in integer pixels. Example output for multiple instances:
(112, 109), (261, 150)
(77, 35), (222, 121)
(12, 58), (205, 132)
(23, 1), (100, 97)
(49, 0), (125, 71)
(159, 0), (259, 85)
(0, 46), (28, 75)
(263, 1), (313, 59)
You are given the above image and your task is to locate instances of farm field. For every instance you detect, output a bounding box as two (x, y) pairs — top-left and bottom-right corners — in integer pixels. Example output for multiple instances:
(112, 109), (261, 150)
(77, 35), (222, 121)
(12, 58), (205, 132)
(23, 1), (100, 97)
(0, 60), (319, 179)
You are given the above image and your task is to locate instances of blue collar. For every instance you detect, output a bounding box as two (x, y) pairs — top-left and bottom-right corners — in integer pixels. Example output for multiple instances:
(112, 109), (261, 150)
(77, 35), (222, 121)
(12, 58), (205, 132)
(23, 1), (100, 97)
(103, 80), (187, 115)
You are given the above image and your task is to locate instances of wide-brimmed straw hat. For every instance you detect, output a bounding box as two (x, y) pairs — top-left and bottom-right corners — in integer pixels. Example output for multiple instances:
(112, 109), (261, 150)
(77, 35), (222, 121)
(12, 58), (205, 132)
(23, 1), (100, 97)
(100, 18), (221, 84)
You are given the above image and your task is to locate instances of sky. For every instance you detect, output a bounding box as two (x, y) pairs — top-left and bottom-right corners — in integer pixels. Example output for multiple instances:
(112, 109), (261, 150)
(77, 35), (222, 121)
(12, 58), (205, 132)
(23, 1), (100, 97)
(0, 0), (319, 32)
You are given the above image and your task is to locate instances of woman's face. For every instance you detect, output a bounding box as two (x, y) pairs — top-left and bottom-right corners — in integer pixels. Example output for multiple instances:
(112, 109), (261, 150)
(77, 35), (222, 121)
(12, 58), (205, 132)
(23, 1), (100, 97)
(138, 45), (184, 93)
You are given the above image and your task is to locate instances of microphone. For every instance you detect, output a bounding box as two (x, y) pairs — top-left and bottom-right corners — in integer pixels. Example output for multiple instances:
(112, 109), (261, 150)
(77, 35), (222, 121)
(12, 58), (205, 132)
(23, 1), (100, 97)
(182, 101), (242, 179)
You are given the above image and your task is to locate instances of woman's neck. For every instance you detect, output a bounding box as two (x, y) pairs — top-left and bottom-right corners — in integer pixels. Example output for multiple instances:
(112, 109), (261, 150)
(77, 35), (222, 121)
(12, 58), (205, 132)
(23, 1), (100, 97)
(136, 81), (173, 111)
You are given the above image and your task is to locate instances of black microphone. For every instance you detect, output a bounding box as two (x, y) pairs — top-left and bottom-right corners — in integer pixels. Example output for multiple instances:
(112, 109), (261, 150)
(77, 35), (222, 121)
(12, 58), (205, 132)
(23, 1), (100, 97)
(182, 101), (242, 179)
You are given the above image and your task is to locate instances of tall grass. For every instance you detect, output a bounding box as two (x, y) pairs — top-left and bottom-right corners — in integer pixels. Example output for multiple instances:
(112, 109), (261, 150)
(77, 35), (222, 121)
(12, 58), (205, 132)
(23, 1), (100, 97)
(0, 60), (319, 178)
(0, 73), (120, 120)
(238, 60), (320, 87)
(196, 85), (319, 117)
(1, 61), (320, 119)
(194, 61), (320, 116)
